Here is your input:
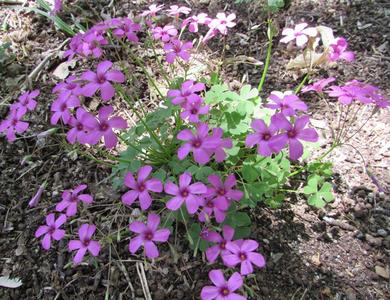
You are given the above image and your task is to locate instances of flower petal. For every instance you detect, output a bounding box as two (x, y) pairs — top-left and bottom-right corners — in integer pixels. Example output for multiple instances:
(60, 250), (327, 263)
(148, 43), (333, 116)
(209, 269), (226, 287)
(153, 228), (170, 242)
(227, 272), (243, 292)
(144, 241), (159, 258)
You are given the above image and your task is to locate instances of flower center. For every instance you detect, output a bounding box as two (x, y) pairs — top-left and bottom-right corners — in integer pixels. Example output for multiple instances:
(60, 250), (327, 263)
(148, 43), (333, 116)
(220, 287), (229, 296)
(239, 252), (247, 261)
(287, 129), (297, 138)
(48, 226), (56, 234)
(263, 133), (271, 141)
(191, 108), (198, 114)
(71, 195), (78, 202)
(138, 183), (146, 192)
(206, 200), (213, 208)
(60, 103), (67, 111)
(97, 74), (106, 84)
(217, 189), (226, 196)
(68, 83), (76, 90)
(192, 139), (202, 148)
(100, 122), (109, 132)
(11, 119), (18, 126)
(180, 189), (189, 197)
(76, 123), (83, 131)
(144, 231), (153, 240)
(220, 241), (226, 249)
(83, 238), (90, 247)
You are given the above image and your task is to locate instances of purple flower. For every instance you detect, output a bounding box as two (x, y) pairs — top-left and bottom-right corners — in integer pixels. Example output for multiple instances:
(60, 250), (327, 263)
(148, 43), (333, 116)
(245, 119), (278, 157)
(206, 174), (243, 206)
(56, 184), (93, 217)
(326, 81), (374, 105)
(84, 105), (128, 149)
(121, 166), (163, 210)
(81, 31), (108, 58)
(163, 39), (193, 64)
(177, 123), (220, 165)
(66, 108), (98, 144)
(29, 182), (46, 207)
(222, 239), (266, 275)
(53, 76), (83, 99)
(81, 60), (125, 102)
(182, 13), (211, 33)
(269, 114), (319, 160)
(11, 90), (39, 115)
(0, 109), (29, 142)
(68, 224), (101, 264)
(167, 80), (205, 106)
(198, 196), (228, 223)
(166, 5), (191, 18)
(50, 95), (80, 125)
(129, 213), (170, 259)
(141, 4), (164, 17)
(63, 33), (83, 61)
(152, 25), (178, 42)
(111, 18), (141, 42)
(280, 23), (317, 47)
(266, 91), (308, 116)
(203, 225), (235, 263)
(180, 97), (209, 123)
(328, 37), (355, 62)
(164, 172), (207, 213)
(35, 213), (66, 250)
(201, 269), (245, 300)
(207, 127), (233, 162)
(51, 0), (62, 15)
(301, 77), (336, 93)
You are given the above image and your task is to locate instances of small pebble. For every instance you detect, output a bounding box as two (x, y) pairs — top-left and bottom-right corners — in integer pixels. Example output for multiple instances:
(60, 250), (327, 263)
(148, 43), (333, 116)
(377, 229), (387, 237)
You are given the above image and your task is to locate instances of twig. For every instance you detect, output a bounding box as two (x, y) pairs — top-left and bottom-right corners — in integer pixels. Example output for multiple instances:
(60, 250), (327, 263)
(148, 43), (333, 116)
(136, 262), (152, 300)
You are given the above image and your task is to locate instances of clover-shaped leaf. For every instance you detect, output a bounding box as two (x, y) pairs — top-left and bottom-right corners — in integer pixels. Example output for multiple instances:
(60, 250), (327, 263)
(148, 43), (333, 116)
(303, 175), (334, 208)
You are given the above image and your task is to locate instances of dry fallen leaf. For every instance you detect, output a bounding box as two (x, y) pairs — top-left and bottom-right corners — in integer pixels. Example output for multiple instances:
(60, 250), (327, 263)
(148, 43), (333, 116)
(53, 60), (77, 79)
(375, 265), (389, 279)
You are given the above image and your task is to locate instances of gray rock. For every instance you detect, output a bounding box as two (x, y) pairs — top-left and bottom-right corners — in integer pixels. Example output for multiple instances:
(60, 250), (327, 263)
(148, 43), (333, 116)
(377, 229), (387, 237)
(365, 234), (382, 246)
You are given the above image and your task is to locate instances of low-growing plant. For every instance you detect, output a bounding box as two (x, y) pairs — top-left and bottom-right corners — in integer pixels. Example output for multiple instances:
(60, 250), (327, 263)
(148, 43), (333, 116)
(1, 1), (389, 299)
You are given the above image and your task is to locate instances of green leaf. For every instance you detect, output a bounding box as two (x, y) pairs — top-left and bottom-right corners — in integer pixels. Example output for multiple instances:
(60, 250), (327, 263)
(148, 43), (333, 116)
(242, 165), (259, 182)
(225, 212), (251, 227)
(303, 176), (334, 208)
(153, 169), (166, 181)
(204, 84), (235, 105)
(267, 0), (285, 12)
(239, 85), (259, 101)
(233, 226), (251, 239)
(188, 223), (208, 251)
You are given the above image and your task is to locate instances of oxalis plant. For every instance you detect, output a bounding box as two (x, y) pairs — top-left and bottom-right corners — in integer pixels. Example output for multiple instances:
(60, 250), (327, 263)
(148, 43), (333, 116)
(1, 1), (389, 299)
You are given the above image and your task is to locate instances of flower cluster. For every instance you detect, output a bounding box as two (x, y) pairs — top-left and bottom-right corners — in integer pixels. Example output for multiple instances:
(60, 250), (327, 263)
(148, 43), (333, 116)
(0, 90), (39, 142)
(34, 184), (100, 264)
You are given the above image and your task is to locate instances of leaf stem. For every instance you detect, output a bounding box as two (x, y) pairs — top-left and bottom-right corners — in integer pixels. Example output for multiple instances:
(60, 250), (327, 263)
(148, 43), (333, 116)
(258, 19), (273, 92)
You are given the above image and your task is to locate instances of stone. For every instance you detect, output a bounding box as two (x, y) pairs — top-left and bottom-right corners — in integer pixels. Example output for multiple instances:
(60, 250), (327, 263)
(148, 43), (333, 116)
(365, 234), (382, 246)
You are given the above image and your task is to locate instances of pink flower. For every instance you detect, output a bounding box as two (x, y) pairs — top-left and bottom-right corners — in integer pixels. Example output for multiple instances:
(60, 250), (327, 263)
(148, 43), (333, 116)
(121, 166), (163, 210)
(50, 0), (62, 15)
(35, 213), (66, 250)
(141, 4), (164, 17)
(180, 97), (209, 123)
(168, 80), (205, 106)
(56, 184), (93, 217)
(222, 239), (266, 275)
(152, 25), (178, 42)
(301, 77), (336, 93)
(208, 13), (236, 35)
(11, 90), (39, 115)
(0, 109), (29, 142)
(84, 105), (128, 149)
(245, 119), (278, 157)
(63, 33), (83, 61)
(129, 213), (170, 259)
(80, 31), (108, 58)
(52, 76), (83, 99)
(328, 37), (355, 62)
(182, 13), (211, 33)
(81, 60), (125, 102)
(203, 225), (235, 263)
(68, 224), (101, 264)
(166, 5), (191, 18)
(206, 174), (243, 206)
(50, 95), (80, 125)
(198, 196), (228, 223)
(207, 128), (233, 163)
(66, 108), (98, 144)
(164, 172), (207, 213)
(266, 91), (307, 116)
(29, 182), (46, 207)
(163, 39), (193, 64)
(177, 123), (220, 165)
(269, 114), (319, 160)
(201, 269), (245, 300)
(280, 23), (317, 47)
(326, 81), (375, 105)
(111, 18), (141, 42)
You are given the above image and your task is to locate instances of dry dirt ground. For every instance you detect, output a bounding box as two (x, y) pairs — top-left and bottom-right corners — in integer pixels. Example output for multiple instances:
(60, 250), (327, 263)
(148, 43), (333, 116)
(0, 0), (389, 299)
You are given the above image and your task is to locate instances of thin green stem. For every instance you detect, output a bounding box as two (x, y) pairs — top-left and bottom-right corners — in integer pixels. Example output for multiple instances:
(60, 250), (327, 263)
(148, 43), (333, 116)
(258, 19), (273, 92)
(294, 73), (310, 94)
